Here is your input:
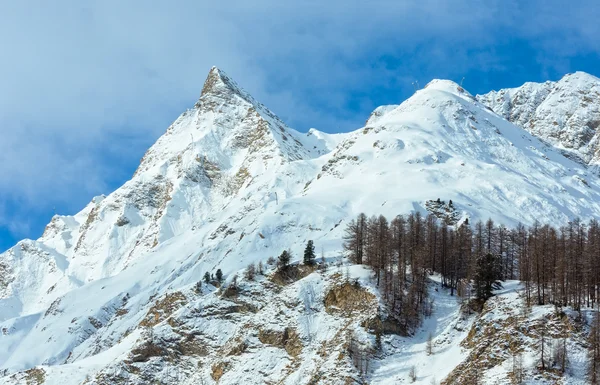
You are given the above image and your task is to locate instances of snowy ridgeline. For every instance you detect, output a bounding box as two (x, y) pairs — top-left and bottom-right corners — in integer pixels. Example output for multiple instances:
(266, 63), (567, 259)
(477, 71), (600, 169)
(2, 67), (600, 384)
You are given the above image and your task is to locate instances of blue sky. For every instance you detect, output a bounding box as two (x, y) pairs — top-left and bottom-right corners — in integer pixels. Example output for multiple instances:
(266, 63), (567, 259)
(1, 0), (599, 252)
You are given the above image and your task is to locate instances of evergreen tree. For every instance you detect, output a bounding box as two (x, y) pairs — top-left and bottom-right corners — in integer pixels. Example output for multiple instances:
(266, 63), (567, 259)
(474, 253), (499, 300)
(304, 240), (316, 265)
(203, 272), (210, 284)
(278, 250), (291, 269)
(216, 268), (223, 283)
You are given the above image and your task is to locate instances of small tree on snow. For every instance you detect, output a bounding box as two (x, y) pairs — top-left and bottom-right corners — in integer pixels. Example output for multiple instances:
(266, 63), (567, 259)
(203, 272), (210, 284)
(426, 332), (433, 355)
(512, 351), (524, 384)
(215, 269), (224, 283)
(257, 261), (264, 275)
(320, 247), (327, 271)
(409, 365), (417, 382)
(244, 263), (256, 281)
(278, 250), (291, 269)
(303, 240), (316, 265)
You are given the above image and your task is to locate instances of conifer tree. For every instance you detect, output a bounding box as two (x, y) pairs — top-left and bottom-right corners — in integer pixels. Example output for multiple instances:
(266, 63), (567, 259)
(215, 268), (223, 283)
(278, 249), (291, 269)
(203, 272), (210, 284)
(304, 240), (316, 265)
(474, 253), (499, 301)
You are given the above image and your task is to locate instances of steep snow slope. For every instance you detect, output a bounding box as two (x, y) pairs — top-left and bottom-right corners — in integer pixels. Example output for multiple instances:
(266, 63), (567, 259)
(477, 72), (600, 169)
(2, 68), (600, 383)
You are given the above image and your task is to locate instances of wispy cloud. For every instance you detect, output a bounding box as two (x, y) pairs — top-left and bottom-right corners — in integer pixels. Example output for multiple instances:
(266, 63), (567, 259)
(0, 0), (599, 248)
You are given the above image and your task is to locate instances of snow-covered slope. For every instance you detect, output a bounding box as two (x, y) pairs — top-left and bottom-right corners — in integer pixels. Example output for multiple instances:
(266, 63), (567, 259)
(477, 72), (600, 169)
(2, 68), (600, 384)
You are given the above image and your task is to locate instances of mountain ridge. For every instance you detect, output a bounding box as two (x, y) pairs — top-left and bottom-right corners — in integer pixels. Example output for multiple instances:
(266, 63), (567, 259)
(2, 67), (600, 384)
(477, 71), (600, 169)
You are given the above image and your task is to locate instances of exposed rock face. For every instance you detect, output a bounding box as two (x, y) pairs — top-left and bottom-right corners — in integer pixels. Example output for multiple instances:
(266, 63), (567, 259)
(324, 281), (377, 315)
(442, 287), (587, 385)
(477, 72), (600, 168)
(258, 327), (303, 357)
(139, 292), (187, 328)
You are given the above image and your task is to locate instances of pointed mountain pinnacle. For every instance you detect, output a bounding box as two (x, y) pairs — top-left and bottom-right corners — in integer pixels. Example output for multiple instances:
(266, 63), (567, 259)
(196, 66), (250, 107)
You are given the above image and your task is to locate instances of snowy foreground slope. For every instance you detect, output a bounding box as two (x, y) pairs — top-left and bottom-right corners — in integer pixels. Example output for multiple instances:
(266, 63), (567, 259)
(2, 68), (600, 384)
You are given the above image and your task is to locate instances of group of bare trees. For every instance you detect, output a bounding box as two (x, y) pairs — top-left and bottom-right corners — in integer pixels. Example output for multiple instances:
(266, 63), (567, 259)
(345, 213), (600, 321)
(346, 213), (600, 308)
(343, 213), (500, 311)
(344, 212), (441, 333)
(517, 218), (600, 311)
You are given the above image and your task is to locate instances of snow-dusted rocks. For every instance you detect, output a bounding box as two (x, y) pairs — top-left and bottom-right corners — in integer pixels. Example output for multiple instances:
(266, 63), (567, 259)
(2, 67), (600, 384)
(478, 72), (600, 169)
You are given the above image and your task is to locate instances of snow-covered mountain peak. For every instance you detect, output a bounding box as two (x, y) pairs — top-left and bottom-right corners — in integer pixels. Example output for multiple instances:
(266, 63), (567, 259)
(562, 70), (600, 84)
(0, 67), (329, 324)
(363, 79), (479, 131)
(420, 79), (476, 104)
(5, 70), (600, 383)
(193, 66), (290, 137)
(135, 66), (324, 179)
(424, 79), (468, 94)
(200, 66), (240, 96)
(197, 66), (256, 108)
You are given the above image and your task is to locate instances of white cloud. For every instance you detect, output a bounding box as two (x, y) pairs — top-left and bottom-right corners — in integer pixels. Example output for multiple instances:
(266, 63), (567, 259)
(0, 0), (598, 244)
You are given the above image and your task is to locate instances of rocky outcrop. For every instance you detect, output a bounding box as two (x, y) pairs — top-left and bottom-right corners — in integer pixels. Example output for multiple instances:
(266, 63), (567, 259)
(258, 327), (303, 357)
(324, 281), (377, 315)
(478, 72), (600, 168)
